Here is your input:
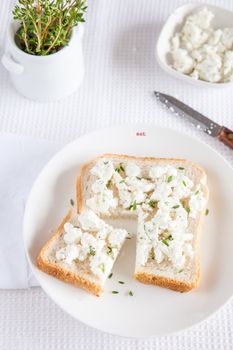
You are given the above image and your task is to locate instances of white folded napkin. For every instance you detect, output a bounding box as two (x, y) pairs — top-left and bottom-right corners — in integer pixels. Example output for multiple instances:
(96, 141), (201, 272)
(0, 132), (61, 289)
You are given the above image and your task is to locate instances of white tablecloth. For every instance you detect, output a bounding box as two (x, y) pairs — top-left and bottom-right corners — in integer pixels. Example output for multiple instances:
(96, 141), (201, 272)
(0, 0), (233, 349)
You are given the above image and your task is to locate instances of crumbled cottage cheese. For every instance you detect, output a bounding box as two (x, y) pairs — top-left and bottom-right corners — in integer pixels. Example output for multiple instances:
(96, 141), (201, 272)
(55, 210), (127, 280)
(170, 7), (233, 83)
(86, 160), (118, 214)
(86, 159), (206, 271)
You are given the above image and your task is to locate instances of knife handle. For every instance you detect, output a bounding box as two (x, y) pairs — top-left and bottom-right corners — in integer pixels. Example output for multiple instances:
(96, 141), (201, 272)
(217, 126), (233, 149)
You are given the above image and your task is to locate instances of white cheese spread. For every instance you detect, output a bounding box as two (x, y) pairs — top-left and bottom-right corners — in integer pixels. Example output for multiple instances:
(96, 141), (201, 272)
(170, 7), (233, 83)
(55, 210), (127, 280)
(86, 159), (206, 271)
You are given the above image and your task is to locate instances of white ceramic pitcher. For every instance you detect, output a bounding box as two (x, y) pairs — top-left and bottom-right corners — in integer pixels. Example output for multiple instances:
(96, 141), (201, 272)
(1, 22), (84, 101)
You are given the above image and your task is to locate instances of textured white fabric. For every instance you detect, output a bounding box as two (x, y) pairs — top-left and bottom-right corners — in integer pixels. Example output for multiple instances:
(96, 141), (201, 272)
(0, 133), (60, 289)
(0, 0), (233, 348)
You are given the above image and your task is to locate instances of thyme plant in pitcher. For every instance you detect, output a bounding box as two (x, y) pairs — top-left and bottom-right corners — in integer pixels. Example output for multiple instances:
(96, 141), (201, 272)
(1, 0), (87, 101)
(13, 0), (87, 55)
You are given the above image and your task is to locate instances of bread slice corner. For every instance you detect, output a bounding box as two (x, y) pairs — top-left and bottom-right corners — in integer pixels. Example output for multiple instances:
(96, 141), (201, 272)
(37, 208), (103, 297)
(133, 261), (200, 292)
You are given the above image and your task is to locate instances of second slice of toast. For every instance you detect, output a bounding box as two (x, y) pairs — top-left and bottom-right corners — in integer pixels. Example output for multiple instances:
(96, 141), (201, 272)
(37, 208), (128, 296)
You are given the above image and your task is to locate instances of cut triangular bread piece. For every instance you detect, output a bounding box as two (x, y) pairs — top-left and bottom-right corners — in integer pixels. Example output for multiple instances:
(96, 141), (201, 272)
(77, 154), (209, 292)
(37, 208), (127, 296)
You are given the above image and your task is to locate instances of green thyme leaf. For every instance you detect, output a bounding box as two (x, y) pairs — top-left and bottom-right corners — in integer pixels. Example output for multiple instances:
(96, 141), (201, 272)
(167, 234), (173, 241)
(115, 163), (125, 173)
(128, 291), (134, 296)
(89, 247), (96, 256)
(178, 269), (184, 273)
(149, 248), (155, 260)
(167, 175), (173, 183)
(162, 239), (169, 247)
(182, 180), (187, 187)
(205, 208), (209, 216)
(128, 200), (137, 211)
(108, 273), (113, 279)
(70, 198), (74, 206)
(119, 179), (125, 184)
(132, 200), (137, 210)
(136, 176), (142, 180)
(118, 281), (125, 284)
(106, 180), (112, 189)
(107, 246), (113, 255)
(172, 205), (180, 209)
(112, 290), (119, 294)
(195, 190), (199, 195)
(186, 207), (190, 214)
(178, 167), (185, 170)
(149, 200), (158, 208)
(120, 163), (125, 172)
(99, 263), (105, 273)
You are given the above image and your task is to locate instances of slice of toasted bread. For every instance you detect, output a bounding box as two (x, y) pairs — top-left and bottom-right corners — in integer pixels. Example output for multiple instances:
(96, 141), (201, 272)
(37, 208), (127, 296)
(76, 154), (209, 292)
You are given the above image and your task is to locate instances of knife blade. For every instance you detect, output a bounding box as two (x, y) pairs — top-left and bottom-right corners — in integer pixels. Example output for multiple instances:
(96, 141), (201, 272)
(154, 91), (233, 150)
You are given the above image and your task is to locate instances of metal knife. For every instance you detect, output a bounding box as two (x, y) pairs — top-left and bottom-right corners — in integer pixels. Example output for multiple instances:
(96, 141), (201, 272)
(154, 91), (233, 150)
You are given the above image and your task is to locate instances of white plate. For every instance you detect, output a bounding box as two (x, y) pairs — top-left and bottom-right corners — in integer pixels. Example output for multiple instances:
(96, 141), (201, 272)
(156, 3), (233, 88)
(23, 125), (233, 338)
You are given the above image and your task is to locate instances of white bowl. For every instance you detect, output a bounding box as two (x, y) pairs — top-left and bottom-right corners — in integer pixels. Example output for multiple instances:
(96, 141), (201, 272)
(156, 3), (233, 88)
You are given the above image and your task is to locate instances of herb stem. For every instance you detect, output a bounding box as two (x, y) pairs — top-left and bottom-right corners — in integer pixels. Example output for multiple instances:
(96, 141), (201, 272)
(45, 16), (62, 54)
(22, 20), (30, 53)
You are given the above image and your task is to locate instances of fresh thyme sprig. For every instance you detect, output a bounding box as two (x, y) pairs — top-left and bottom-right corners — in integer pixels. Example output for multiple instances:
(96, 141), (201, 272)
(13, 0), (87, 56)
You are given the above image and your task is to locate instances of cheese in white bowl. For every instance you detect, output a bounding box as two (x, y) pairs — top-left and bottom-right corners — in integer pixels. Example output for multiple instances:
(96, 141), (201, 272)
(170, 7), (233, 83)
